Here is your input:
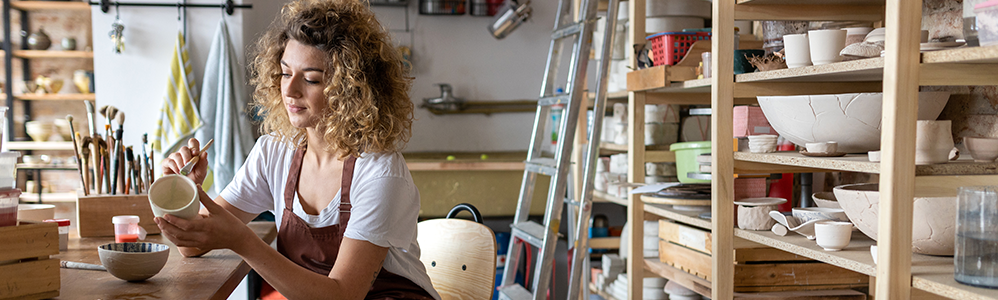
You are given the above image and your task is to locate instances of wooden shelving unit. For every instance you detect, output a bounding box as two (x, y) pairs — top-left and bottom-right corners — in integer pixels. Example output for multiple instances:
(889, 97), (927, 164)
(10, 0), (90, 11)
(12, 50), (93, 59)
(620, 0), (998, 299)
(15, 93), (96, 101)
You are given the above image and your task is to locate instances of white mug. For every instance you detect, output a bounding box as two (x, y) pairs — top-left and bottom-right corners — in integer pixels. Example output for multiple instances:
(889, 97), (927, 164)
(808, 29), (848, 65)
(783, 33), (811, 68)
(148, 174), (200, 220)
(815, 221), (853, 251)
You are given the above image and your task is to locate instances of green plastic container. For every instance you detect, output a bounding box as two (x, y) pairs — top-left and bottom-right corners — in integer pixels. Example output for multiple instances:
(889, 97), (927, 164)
(670, 141), (712, 183)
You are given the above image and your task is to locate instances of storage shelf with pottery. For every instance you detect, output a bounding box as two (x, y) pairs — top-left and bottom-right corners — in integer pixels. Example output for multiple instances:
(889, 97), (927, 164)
(15, 93), (95, 101)
(619, 0), (998, 299)
(11, 0), (90, 11)
(732, 151), (998, 175)
(599, 142), (676, 163)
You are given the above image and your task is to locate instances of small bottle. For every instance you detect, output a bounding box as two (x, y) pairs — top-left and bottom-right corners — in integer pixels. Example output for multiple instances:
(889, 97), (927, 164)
(43, 219), (70, 251)
(112, 215), (146, 243)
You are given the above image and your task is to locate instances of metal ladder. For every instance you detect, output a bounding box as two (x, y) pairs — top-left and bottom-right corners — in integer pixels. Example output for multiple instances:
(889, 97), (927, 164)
(497, 0), (619, 298)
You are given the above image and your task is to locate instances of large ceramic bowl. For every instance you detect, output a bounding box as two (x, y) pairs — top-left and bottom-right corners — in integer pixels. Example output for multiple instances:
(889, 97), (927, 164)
(98, 242), (170, 281)
(757, 92), (951, 153)
(833, 183), (956, 255)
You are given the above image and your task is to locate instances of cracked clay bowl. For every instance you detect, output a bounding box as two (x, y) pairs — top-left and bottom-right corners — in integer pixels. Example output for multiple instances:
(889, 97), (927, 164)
(833, 183), (956, 256)
(98, 242), (170, 281)
(757, 91), (951, 153)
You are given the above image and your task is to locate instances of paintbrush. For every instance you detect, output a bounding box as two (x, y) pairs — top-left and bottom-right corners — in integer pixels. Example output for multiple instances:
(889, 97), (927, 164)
(101, 137), (111, 194)
(67, 116), (88, 196)
(180, 139), (213, 176)
(91, 135), (103, 194)
(125, 147), (136, 194)
(141, 133), (150, 189)
(80, 137), (92, 194)
(115, 112), (126, 194)
(84, 101), (97, 137)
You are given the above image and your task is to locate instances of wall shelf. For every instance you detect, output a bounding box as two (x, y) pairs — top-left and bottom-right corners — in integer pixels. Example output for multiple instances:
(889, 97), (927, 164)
(732, 151), (998, 176)
(15, 93), (96, 101)
(12, 50), (94, 59)
(593, 190), (627, 206)
(6, 141), (74, 151)
(11, 1), (91, 11)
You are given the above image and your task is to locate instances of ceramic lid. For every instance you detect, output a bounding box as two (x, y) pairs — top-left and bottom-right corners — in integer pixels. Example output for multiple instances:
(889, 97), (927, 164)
(734, 197), (787, 207)
(112, 215), (140, 224)
(43, 219), (70, 226)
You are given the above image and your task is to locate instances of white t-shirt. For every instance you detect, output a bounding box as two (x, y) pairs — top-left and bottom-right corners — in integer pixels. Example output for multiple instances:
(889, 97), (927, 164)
(220, 135), (440, 300)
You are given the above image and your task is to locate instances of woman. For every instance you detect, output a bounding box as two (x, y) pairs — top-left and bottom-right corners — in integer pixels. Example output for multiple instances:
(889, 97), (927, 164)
(155, 1), (439, 299)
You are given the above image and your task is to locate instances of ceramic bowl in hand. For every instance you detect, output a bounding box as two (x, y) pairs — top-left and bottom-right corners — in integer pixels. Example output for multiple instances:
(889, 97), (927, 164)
(97, 242), (170, 281)
(148, 174), (200, 220)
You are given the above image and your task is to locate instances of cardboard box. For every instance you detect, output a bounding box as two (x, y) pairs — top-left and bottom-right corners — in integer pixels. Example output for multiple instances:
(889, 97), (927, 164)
(0, 221), (60, 299)
(733, 106), (776, 138)
(76, 194), (159, 237)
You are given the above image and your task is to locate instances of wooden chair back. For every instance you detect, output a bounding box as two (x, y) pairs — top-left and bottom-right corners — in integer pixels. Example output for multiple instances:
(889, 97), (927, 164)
(417, 205), (497, 300)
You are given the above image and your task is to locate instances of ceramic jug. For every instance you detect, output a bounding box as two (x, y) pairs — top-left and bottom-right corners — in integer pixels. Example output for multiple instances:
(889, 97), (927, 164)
(915, 120), (955, 164)
(73, 70), (91, 94)
(26, 28), (51, 50)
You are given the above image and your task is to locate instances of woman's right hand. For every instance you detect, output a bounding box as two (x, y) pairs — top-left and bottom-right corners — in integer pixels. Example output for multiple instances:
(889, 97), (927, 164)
(162, 138), (209, 185)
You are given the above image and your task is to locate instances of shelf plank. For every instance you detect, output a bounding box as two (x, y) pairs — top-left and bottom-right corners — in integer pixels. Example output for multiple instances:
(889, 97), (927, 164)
(737, 57), (885, 83)
(733, 151), (998, 176)
(643, 203), (711, 230)
(593, 191), (628, 206)
(734, 3), (884, 22)
(15, 93), (95, 101)
(10, 1), (91, 10)
(16, 164), (78, 170)
(19, 192), (78, 203)
(12, 50), (94, 59)
(922, 45), (998, 64)
(912, 271), (998, 300)
(644, 259), (713, 298)
(6, 141), (74, 151)
(737, 0), (883, 4)
(589, 283), (620, 300)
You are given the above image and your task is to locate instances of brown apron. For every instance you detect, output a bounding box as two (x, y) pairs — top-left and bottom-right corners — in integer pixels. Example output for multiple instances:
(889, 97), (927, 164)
(275, 145), (434, 300)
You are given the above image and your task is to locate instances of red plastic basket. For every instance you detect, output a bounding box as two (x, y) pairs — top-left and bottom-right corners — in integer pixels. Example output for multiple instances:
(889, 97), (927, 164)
(646, 31), (711, 66)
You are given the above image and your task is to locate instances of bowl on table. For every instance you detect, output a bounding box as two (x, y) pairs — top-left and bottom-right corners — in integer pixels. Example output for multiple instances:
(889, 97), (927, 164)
(833, 183), (956, 255)
(97, 242), (170, 281)
(757, 91), (950, 153)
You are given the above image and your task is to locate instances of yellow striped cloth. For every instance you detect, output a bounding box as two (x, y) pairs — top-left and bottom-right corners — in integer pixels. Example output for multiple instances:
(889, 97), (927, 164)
(152, 32), (203, 157)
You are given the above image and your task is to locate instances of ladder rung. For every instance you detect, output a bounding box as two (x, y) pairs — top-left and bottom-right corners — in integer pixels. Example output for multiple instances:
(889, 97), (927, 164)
(511, 221), (547, 248)
(497, 284), (532, 300)
(552, 23), (582, 40)
(566, 199), (583, 207)
(538, 94), (571, 106)
(525, 158), (559, 176)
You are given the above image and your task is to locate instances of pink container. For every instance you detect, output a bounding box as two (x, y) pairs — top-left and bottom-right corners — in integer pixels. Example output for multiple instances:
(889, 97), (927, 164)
(0, 189), (22, 227)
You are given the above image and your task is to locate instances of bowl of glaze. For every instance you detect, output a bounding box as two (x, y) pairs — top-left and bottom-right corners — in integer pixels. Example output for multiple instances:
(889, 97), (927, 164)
(833, 183), (956, 255)
(757, 92), (951, 153)
(98, 242), (170, 281)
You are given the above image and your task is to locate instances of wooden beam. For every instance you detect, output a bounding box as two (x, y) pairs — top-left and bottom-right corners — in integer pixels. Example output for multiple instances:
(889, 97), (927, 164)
(733, 82), (883, 97)
(734, 4), (885, 21)
(876, 0), (920, 299)
(919, 63), (998, 86)
(712, 0), (736, 299)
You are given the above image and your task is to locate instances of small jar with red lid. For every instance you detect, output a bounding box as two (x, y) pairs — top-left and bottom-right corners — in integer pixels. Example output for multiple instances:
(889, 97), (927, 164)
(43, 218), (70, 251)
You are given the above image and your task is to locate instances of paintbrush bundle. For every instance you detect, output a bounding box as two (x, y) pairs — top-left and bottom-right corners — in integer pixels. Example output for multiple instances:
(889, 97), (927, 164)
(70, 105), (156, 196)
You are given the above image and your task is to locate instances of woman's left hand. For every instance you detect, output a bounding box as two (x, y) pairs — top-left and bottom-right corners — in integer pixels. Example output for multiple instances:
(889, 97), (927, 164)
(155, 186), (255, 253)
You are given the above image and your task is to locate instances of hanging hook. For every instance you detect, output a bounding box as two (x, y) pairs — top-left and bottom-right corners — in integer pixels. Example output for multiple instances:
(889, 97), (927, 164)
(224, 0), (235, 15)
(100, 0), (111, 13)
(177, 2), (182, 22)
(114, 1), (120, 20)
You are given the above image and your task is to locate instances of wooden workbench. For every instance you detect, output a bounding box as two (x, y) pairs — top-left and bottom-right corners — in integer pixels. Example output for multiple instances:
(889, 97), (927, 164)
(54, 221), (277, 300)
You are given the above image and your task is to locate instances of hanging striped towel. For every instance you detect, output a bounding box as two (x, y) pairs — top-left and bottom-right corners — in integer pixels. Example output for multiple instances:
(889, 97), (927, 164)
(152, 31), (202, 157)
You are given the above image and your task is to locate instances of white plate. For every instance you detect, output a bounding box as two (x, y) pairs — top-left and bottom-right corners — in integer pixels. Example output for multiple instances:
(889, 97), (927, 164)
(734, 197), (787, 207)
(921, 41), (965, 51)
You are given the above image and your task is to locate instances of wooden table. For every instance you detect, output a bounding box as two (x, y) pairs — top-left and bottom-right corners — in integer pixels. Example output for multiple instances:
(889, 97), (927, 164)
(54, 221), (277, 300)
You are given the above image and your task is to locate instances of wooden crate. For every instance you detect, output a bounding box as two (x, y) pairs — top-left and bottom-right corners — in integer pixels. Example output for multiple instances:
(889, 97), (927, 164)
(76, 194), (159, 237)
(658, 221), (868, 292)
(0, 221), (60, 299)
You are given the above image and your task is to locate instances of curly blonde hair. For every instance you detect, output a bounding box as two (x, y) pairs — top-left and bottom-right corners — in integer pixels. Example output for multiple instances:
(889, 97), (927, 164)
(249, 0), (413, 157)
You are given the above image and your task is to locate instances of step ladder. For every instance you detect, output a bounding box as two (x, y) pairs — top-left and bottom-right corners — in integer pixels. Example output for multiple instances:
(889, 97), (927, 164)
(497, 0), (620, 298)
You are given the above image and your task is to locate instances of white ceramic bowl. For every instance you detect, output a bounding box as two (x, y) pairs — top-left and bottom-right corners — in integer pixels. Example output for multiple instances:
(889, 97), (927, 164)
(964, 136), (998, 162)
(812, 192), (842, 209)
(757, 92), (951, 153)
(833, 183), (956, 255)
(792, 207), (848, 223)
(97, 242), (170, 281)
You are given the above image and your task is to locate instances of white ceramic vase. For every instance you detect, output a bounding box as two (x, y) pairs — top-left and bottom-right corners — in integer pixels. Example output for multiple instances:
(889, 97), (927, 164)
(915, 120), (955, 165)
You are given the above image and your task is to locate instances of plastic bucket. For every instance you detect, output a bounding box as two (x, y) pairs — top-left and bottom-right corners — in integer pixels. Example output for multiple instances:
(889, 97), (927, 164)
(670, 141), (711, 183)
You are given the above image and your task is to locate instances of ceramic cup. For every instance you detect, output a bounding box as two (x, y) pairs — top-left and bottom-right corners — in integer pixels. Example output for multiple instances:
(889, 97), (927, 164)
(805, 141), (838, 153)
(815, 221), (853, 251)
(783, 33), (811, 68)
(915, 120), (955, 165)
(808, 29), (848, 65)
(868, 150), (881, 162)
(148, 174), (200, 220)
(844, 27), (874, 46)
(963, 137), (998, 162)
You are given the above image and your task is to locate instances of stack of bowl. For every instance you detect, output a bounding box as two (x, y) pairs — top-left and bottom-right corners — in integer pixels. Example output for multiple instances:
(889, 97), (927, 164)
(25, 121), (54, 142)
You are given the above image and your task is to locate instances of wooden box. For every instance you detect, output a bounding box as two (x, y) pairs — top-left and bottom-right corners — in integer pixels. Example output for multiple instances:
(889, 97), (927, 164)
(658, 220), (869, 292)
(76, 194), (159, 237)
(0, 221), (60, 299)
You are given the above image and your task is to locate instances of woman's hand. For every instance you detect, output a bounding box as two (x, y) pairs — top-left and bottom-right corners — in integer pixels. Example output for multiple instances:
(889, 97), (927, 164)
(162, 138), (209, 185)
(155, 186), (255, 254)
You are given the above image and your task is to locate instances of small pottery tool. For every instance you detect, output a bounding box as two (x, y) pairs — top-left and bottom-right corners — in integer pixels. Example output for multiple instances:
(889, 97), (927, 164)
(60, 260), (106, 271)
(180, 139), (213, 176)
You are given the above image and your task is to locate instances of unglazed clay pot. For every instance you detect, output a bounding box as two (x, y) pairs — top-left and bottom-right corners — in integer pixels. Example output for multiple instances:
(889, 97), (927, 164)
(964, 136), (998, 162)
(757, 92), (951, 153)
(833, 183), (957, 256)
(98, 242), (170, 281)
(738, 205), (778, 230)
(915, 120), (955, 165)
(812, 192), (842, 209)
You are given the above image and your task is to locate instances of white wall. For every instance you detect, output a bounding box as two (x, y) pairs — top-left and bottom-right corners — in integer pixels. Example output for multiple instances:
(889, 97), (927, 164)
(93, 0), (558, 154)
